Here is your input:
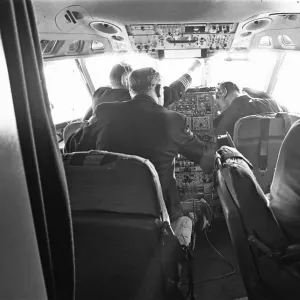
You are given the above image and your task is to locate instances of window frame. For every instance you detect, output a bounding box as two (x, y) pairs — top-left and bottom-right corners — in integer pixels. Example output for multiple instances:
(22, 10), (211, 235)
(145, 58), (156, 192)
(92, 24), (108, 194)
(43, 57), (93, 124)
(269, 51), (300, 112)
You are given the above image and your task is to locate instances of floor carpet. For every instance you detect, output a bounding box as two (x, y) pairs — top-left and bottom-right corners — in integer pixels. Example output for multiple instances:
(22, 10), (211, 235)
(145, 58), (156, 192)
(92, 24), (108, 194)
(190, 217), (247, 300)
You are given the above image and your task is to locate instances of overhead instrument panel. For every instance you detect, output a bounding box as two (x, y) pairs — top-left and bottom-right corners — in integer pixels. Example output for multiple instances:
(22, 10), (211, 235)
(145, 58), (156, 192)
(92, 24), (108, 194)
(126, 23), (238, 58)
(169, 88), (221, 215)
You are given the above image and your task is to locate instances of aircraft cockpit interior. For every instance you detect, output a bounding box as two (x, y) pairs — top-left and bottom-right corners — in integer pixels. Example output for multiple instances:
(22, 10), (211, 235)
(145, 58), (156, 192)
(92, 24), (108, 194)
(2, 1), (300, 300)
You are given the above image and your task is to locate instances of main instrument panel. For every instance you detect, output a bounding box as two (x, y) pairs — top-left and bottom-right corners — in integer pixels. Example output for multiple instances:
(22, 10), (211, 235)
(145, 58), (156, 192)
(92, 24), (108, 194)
(169, 87), (221, 214)
(126, 23), (238, 57)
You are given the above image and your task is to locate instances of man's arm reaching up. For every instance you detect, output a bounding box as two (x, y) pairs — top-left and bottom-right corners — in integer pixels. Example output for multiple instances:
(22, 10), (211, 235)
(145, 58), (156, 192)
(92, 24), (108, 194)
(163, 59), (202, 107)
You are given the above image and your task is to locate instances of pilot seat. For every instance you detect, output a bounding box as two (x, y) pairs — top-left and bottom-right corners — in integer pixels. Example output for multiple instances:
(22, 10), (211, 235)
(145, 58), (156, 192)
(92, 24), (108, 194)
(215, 146), (300, 300)
(63, 150), (194, 300)
(233, 112), (300, 193)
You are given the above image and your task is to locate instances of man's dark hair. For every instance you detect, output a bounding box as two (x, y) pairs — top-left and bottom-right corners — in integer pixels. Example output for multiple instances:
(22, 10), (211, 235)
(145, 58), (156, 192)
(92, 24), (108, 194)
(219, 81), (241, 95)
(129, 67), (161, 94)
(109, 63), (133, 87)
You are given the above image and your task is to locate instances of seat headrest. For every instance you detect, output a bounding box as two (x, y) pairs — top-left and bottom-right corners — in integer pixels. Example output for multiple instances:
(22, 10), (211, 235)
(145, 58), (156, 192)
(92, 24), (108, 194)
(63, 150), (170, 223)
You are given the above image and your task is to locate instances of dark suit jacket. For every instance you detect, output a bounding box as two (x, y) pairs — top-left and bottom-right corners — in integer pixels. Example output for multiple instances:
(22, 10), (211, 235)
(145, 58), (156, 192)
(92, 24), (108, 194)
(76, 95), (205, 221)
(214, 95), (283, 137)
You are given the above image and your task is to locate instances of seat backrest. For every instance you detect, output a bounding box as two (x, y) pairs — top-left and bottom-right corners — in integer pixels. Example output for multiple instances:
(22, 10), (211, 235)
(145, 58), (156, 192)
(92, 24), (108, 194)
(233, 112), (300, 193)
(216, 146), (300, 299)
(63, 151), (181, 300)
(215, 161), (264, 299)
(63, 150), (169, 219)
(269, 119), (300, 244)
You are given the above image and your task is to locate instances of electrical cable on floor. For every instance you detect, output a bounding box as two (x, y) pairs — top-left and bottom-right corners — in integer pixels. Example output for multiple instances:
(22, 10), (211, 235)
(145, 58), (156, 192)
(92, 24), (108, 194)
(193, 229), (236, 284)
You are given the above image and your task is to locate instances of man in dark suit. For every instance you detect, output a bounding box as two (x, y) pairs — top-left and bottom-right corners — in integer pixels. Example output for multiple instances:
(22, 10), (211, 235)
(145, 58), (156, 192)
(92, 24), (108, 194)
(68, 67), (214, 221)
(91, 62), (133, 111)
(80, 62), (133, 121)
(214, 81), (283, 137)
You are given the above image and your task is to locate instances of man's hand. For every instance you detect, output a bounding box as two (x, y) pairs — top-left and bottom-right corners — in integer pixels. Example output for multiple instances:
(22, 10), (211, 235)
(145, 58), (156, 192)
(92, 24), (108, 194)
(199, 148), (215, 174)
(188, 59), (202, 73)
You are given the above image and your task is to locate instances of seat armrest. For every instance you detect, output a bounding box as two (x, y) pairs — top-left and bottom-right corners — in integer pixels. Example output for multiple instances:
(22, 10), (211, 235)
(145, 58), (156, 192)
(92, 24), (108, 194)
(249, 233), (300, 266)
(280, 244), (300, 264)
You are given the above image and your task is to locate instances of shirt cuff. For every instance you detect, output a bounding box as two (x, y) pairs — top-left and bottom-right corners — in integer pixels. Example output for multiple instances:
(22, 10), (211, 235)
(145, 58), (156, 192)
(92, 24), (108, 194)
(178, 73), (193, 91)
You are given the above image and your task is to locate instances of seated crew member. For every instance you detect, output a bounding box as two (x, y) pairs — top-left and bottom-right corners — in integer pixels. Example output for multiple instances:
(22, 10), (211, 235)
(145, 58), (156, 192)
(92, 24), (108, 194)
(268, 119), (300, 243)
(64, 63), (133, 146)
(65, 60), (202, 152)
(243, 87), (289, 112)
(214, 81), (283, 137)
(91, 62), (133, 111)
(68, 67), (214, 222)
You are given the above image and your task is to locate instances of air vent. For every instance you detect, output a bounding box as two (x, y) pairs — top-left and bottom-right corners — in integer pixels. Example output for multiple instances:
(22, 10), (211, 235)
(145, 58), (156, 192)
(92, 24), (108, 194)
(55, 6), (91, 32)
(64, 10), (84, 23)
(240, 32), (252, 37)
(90, 21), (121, 35)
(64, 10), (77, 24)
(111, 35), (124, 41)
(243, 18), (272, 31)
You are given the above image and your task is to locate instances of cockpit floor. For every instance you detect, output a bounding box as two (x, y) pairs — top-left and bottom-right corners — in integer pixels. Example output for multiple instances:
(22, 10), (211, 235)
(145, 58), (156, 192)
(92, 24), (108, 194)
(192, 217), (247, 300)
